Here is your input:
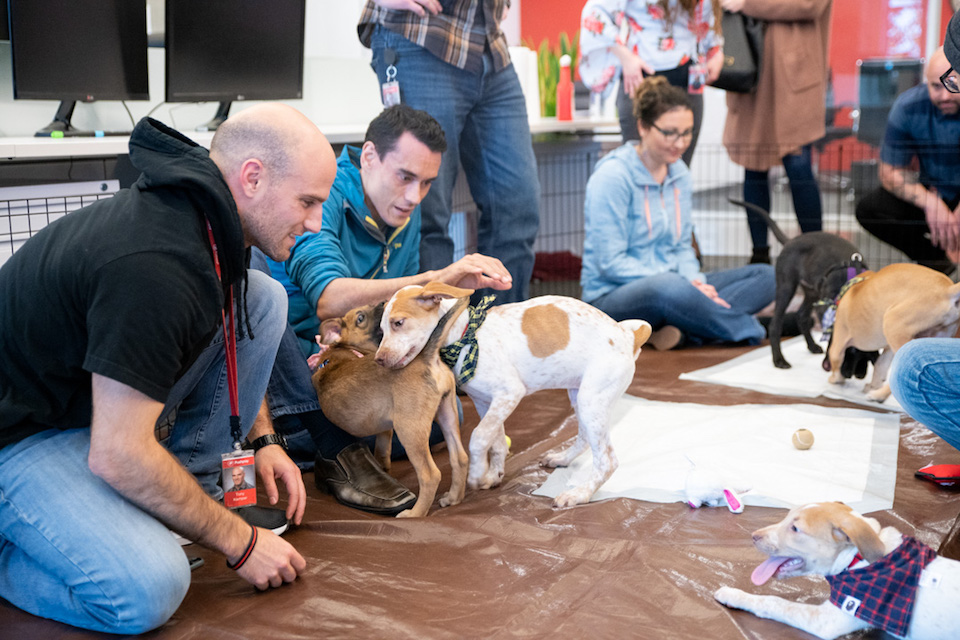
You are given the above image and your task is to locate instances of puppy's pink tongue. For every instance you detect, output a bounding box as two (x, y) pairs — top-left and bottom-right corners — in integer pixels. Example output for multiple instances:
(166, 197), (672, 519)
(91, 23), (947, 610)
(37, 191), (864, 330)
(751, 557), (790, 585)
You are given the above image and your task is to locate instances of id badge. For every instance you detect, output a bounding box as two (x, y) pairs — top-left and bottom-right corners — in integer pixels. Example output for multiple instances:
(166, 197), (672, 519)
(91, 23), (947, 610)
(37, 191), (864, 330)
(382, 79), (401, 107)
(688, 59), (706, 95)
(381, 48), (401, 107)
(222, 449), (256, 509)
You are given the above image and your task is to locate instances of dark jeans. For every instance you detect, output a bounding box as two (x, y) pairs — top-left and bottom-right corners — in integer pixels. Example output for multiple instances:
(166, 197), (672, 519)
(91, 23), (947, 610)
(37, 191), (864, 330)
(369, 26), (541, 304)
(743, 145), (823, 251)
(855, 186), (954, 272)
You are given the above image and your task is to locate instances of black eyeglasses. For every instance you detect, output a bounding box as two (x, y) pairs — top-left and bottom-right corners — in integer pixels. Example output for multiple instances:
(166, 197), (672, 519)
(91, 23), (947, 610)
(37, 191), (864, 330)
(941, 66), (960, 93)
(651, 123), (695, 142)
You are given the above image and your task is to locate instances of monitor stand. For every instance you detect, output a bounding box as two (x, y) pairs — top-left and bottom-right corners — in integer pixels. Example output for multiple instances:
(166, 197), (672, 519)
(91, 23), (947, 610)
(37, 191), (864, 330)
(33, 101), (131, 138)
(196, 101), (233, 132)
(35, 101), (80, 137)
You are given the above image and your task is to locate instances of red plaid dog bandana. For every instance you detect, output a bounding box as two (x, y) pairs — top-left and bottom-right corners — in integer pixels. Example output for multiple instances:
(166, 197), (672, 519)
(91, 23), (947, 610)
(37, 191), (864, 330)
(826, 536), (937, 636)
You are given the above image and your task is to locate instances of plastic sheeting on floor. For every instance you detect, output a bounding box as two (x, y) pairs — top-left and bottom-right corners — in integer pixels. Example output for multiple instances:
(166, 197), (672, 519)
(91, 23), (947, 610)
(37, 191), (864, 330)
(2, 343), (958, 639)
(533, 395), (899, 513)
(680, 335), (905, 411)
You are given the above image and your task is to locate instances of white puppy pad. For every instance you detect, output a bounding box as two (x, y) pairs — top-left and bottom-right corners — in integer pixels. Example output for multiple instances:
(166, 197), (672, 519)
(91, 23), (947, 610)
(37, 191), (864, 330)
(678, 336), (903, 412)
(533, 395), (899, 514)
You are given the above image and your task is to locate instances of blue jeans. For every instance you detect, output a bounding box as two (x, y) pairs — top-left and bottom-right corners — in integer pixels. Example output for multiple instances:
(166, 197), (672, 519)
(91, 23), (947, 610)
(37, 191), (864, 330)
(0, 269), (286, 633)
(744, 145), (823, 250)
(591, 264), (775, 345)
(890, 339), (960, 452)
(370, 25), (541, 304)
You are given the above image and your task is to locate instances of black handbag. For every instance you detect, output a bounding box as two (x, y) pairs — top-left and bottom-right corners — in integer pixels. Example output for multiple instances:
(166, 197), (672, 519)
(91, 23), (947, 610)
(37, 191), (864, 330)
(713, 11), (765, 93)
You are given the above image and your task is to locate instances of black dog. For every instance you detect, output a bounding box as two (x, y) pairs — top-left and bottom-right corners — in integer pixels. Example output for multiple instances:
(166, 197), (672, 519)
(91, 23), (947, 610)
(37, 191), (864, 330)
(730, 199), (866, 369)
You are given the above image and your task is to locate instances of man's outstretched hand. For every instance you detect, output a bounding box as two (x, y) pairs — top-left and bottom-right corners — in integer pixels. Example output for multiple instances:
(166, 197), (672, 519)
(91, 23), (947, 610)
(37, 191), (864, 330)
(435, 253), (513, 291)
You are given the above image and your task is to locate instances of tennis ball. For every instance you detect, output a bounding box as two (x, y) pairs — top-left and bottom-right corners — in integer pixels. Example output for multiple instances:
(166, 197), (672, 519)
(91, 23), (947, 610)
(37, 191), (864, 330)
(792, 429), (814, 450)
(505, 435), (512, 451)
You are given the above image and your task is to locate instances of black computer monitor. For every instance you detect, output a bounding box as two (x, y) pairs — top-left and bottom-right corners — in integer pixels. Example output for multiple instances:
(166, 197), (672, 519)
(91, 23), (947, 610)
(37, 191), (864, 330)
(1, 1), (9, 42)
(165, 0), (306, 132)
(7, 0), (149, 137)
(856, 58), (924, 148)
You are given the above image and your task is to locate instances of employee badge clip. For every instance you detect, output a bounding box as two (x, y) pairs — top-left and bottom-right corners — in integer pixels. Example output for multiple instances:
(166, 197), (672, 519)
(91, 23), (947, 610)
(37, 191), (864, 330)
(382, 48), (401, 107)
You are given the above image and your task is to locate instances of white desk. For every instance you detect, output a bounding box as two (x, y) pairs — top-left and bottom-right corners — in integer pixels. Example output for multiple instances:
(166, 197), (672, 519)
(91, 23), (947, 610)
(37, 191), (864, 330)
(0, 117), (619, 161)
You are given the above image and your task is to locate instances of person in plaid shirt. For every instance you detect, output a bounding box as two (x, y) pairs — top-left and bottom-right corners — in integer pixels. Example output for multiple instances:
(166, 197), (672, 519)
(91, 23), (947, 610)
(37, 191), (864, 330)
(358, 0), (540, 305)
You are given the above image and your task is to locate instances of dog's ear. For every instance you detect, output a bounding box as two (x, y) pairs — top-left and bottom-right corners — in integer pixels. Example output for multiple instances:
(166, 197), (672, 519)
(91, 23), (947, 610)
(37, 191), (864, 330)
(319, 317), (344, 345)
(832, 512), (885, 563)
(419, 281), (475, 302)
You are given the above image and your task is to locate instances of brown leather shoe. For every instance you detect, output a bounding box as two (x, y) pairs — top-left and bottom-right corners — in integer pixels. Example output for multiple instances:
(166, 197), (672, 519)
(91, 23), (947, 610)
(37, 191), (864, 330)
(314, 443), (416, 516)
(939, 510), (960, 561)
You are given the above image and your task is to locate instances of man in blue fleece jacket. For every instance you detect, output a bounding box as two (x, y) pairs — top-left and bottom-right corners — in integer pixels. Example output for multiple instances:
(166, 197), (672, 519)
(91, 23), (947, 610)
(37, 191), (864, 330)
(262, 105), (512, 516)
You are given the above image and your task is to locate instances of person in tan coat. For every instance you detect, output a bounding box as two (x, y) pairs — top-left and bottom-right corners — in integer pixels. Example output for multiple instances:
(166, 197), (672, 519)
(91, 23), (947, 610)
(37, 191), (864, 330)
(720, 0), (834, 264)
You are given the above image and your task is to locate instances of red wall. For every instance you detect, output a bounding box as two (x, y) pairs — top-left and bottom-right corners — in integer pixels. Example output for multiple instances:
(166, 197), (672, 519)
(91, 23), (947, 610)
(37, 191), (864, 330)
(519, 1), (581, 51)
(520, 0), (953, 106)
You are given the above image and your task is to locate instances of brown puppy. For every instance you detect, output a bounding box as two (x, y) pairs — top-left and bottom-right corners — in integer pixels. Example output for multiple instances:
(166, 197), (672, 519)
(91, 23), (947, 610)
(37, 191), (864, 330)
(310, 299), (469, 518)
(826, 263), (960, 402)
(317, 301), (384, 354)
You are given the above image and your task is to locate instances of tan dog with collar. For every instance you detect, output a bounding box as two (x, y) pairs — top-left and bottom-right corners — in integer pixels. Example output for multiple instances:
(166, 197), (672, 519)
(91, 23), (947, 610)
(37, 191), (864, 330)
(715, 502), (960, 639)
(826, 263), (960, 402)
(310, 299), (468, 518)
(374, 282), (652, 508)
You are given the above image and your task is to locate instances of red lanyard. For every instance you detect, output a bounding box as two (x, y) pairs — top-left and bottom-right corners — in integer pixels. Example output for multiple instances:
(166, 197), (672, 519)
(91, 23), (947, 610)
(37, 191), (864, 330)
(204, 219), (243, 446)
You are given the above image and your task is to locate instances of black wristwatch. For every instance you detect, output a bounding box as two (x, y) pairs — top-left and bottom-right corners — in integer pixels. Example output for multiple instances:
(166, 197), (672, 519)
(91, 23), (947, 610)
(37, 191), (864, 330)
(243, 433), (288, 452)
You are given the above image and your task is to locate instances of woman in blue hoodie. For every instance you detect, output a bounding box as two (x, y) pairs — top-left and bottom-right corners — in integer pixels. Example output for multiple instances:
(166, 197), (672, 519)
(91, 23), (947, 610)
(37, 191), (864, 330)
(581, 76), (774, 349)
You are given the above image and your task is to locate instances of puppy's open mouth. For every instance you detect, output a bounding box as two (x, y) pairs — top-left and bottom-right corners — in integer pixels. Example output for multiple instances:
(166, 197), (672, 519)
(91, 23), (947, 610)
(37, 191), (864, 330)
(751, 556), (804, 585)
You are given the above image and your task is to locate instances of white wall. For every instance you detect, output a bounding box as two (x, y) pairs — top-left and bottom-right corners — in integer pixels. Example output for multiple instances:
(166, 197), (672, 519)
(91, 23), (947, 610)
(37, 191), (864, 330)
(0, 0), (384, 137)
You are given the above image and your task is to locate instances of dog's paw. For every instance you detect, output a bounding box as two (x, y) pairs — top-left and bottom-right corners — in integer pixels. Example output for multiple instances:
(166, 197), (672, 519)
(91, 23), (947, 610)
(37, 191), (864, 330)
(865, 386), (890, 403)
(395, 508), (416, 518)
(714, 586), (749, 609)
(828, 371), (845, 385)
(439, 491), (462, 508)
(553, 488), (592, 508)
(541, 450), (575, 468)
(477, 469), (504, 490)
(773, 359), (792, 369)
(808, 344), (823, 355)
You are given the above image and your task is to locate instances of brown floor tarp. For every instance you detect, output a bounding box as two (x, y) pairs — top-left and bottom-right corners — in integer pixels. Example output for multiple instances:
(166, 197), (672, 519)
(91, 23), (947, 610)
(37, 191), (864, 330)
(3, 344), (959, 639)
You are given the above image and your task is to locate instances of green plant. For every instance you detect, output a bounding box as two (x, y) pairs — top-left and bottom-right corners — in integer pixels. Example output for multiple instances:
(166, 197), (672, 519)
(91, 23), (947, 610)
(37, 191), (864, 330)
(524, 31), (579, 118)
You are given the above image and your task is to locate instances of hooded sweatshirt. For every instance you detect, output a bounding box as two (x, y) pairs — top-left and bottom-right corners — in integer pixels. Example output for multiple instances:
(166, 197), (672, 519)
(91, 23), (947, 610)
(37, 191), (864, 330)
(0, 118), (245, 449)
(274, 145), (421, 357)
(580, 141), (703, 303)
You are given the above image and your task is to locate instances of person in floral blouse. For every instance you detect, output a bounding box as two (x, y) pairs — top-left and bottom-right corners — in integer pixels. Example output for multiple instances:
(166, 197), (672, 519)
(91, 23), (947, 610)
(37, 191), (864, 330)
(580, 0), (723, 166)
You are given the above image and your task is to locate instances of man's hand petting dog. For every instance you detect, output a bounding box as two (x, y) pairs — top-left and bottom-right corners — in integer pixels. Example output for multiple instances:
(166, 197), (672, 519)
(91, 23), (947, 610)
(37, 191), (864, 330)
(431, 253), (513, 292)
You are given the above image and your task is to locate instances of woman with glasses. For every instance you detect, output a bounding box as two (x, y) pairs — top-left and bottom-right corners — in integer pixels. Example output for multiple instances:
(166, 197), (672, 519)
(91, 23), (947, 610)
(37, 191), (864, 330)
(579, 0), (724, 167)
(720, 0), (833, 265)
(581, 76), (775, 350)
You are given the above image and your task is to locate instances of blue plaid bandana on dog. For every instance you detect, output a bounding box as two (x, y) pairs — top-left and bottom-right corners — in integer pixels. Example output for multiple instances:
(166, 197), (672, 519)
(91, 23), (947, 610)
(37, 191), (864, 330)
(439, 295), (496, 386)
(826, 536), (937, 636)
(819, 275), (866, 343)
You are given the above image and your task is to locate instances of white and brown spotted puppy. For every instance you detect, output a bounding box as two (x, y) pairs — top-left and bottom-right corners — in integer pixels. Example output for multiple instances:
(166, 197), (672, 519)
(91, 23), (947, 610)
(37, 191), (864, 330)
(375, 282), (652, 508)
(715, 502), (960, 639)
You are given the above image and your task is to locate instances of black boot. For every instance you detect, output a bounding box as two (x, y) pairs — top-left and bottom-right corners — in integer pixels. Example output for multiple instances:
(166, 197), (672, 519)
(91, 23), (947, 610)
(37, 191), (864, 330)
(750, 246), (770, 264)
(314, 443), (416, 516)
